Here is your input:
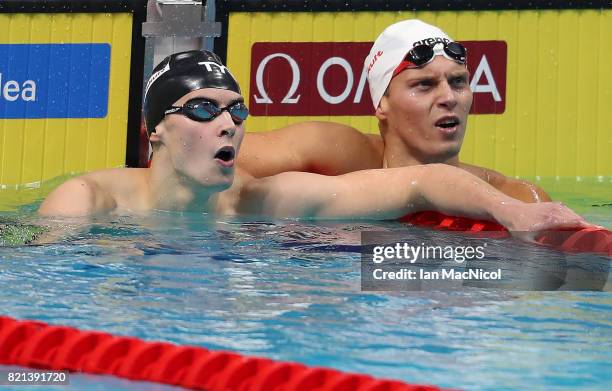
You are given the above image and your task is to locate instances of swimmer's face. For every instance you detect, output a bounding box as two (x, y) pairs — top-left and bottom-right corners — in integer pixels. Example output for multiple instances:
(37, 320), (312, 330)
(376, 56), (472, 163)
(152, 88), (246, 190)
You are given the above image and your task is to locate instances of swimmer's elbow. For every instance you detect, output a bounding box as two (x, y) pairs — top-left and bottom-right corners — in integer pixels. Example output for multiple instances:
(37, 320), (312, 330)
(38, 178), (107, 217)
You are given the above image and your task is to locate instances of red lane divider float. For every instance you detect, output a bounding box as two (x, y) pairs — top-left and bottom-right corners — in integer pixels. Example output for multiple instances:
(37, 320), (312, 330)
(401, 211), (612, 256)
(0, 316), (444, 391)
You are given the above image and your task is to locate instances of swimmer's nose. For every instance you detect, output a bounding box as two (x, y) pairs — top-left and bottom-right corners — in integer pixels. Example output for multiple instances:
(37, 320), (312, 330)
(219, 127), (236, 138)
(437, 82), (458, 110)
(216, 111), (236, 138)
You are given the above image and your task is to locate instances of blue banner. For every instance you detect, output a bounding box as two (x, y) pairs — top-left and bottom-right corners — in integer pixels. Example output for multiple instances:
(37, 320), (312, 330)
(0, 43), (111, 119)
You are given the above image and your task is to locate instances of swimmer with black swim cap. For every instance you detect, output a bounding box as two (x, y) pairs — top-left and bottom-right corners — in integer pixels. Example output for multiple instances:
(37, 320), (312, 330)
(143, 50), (243, 135)
(38, 50), (591, 241)
(144, 50), (248, 191)
(40, 49), (249, 214)
(141, 50), (249, 192)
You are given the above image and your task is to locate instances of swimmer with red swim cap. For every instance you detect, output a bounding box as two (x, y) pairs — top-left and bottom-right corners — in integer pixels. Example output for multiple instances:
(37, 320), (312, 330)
(238, 20), (551, 203)
(39, 50), (589, 237)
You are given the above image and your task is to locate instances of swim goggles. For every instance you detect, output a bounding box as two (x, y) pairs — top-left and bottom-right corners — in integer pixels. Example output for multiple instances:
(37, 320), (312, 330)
(393, 41), (467, 77)
(164, 98), (249, 124)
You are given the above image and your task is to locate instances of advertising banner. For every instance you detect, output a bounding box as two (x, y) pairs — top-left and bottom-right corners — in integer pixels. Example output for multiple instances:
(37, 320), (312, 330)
(0, 11), (136, 187)
(249, 40), (506, 116)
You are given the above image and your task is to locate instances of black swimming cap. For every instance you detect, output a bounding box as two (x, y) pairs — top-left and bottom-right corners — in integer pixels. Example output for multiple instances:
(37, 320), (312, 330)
(143, 50), (241, 134)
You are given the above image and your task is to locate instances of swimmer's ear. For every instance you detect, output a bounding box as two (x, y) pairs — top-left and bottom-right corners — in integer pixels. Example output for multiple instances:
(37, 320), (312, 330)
(149, 123), (165, 143)
(149, 130), (160, 143)
(375, 96), (389, 121)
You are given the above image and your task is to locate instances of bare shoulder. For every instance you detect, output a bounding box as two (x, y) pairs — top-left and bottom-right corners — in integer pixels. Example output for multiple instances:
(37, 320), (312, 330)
(459, 163), (552, 203)
(38, 174), (111, 216)
(239, 121), (383, 177)
(38, 168), (146, 216)
(280, 121), (383, 153)
(248, 120), (368, 137)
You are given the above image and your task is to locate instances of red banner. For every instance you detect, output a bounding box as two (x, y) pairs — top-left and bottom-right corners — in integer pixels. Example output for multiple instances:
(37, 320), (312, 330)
(249, 41), (506, 116)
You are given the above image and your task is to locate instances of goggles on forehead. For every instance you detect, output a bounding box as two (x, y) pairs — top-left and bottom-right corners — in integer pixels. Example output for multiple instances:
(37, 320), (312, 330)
(392, 41), (467, 77)
(164, 98), (249, 124)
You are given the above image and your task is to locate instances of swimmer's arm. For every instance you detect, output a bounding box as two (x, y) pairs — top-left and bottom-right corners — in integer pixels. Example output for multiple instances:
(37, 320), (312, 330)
(38, 177), (116, 217)
(244, 164), (512, 220)
(239, 164), (588, 232)
(238, 121), (382, 177)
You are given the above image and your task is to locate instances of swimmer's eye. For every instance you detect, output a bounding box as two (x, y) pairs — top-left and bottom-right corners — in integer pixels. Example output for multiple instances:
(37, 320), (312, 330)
(413, 79), (435, 90)
(450, 75), (469, 87)
(227, 103), (249, 124)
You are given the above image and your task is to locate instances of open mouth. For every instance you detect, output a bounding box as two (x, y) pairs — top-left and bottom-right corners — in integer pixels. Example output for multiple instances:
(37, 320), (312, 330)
(435, 116), (460, 130)
(214, 146), (236, 165)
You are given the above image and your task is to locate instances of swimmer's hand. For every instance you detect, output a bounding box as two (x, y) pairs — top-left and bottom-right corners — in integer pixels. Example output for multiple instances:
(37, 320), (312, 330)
(494, 201), (593, 242)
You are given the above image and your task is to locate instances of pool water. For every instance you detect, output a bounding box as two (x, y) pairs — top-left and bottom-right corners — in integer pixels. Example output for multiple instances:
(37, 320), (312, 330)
(0, 177), (611, 391)
(533, 177), (612, 228)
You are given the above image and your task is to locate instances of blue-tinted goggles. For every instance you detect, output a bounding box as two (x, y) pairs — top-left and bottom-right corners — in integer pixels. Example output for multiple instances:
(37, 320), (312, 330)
(164, 98), (249, 124)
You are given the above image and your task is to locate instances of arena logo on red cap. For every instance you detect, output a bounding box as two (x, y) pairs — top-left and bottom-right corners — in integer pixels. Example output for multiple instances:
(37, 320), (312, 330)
(249, 41), (506, 116)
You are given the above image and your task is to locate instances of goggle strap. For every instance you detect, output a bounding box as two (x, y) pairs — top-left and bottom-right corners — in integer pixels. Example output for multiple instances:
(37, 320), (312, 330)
(392, 61), (416, 77)
(164, 107), (182, 115)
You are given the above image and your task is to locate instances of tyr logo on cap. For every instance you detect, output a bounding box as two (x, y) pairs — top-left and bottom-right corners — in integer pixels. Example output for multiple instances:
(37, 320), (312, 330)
(198, 61), (231, 74)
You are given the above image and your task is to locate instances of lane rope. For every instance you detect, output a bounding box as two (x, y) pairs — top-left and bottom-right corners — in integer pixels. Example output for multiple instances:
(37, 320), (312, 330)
(401, 211), (612, 256)
(0, 316), (444, 391)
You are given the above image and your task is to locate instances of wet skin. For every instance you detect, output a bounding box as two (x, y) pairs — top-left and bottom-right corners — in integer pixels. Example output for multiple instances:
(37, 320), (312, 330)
(377, 56), (472, 168)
